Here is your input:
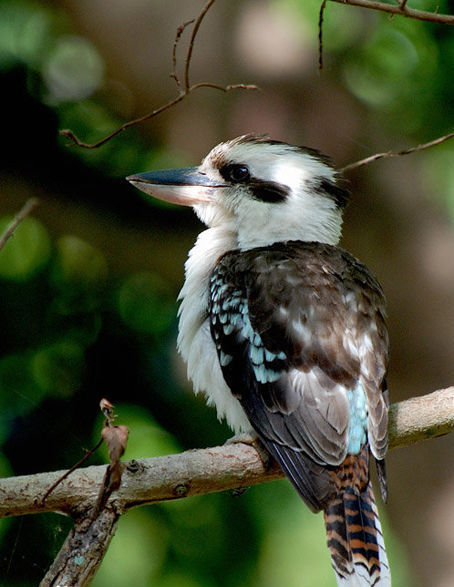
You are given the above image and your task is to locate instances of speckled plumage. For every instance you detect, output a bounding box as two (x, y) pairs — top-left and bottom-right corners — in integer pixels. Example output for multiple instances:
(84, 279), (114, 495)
(209, 241), (389, 506)
(207, 239), (390, 586)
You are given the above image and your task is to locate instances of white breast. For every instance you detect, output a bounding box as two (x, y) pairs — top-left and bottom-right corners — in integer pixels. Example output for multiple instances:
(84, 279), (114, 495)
(177, 226), (252, 433)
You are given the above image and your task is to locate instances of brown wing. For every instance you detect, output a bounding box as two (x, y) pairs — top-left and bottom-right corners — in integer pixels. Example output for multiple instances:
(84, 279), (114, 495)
(209, 241), (389, 511)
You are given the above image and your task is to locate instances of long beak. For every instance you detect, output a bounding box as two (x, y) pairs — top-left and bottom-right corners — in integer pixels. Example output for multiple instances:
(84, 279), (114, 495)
(126, 167), (226, 207)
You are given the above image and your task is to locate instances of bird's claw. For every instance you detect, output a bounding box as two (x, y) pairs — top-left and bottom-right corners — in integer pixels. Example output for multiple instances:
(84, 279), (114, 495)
(225, 433), (272, 470)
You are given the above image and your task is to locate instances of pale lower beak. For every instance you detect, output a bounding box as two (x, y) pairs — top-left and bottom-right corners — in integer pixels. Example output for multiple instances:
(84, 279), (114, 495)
(126, 167), (226, 206)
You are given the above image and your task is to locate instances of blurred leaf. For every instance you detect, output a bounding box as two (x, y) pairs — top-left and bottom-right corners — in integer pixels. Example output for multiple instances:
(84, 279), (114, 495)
(45, 310), (103, 347)
(281, 0), (366, 50)
(343, 28), (419, 107)
(0, 216), (51, 282)
(379, 509), (416, 587)
(0, 1), (56, 71)
(51, 235), (108, 313)
(422, 148), (454, 223)
(42, 35), (104, 104)
(53, 235), (108, 286)
(245, 482), (333, 586)
(0, 451), (13, 477)
(91, 509), (169, 587)
(0, 353), (47, 418)
(165, 496), (226, 560)
(116, 272), (174, 336)
(31, 340), (85, 398)
(157, 572), (208, 587)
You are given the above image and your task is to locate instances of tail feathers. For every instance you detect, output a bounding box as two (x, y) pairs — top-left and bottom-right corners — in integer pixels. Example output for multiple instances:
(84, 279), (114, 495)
(324, 482), (391, 586)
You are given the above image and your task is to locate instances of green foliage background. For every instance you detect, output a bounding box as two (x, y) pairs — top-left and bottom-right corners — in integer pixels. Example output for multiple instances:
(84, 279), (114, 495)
(1, 0), (453, 585)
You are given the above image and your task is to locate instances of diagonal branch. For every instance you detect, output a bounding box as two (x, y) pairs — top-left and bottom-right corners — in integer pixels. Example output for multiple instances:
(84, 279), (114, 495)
(1, 386), (453, 520)
(0, 198), (40, 252)
(40, 507), (119, 587)
(60, 0), (258, 149)
(340, 130), (454, 173)
(328, 0), (454, 25)
(184, 0), (216, 91)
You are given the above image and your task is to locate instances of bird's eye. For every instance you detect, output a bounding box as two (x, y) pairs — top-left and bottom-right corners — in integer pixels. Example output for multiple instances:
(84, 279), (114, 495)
(221, 164), (250, 183)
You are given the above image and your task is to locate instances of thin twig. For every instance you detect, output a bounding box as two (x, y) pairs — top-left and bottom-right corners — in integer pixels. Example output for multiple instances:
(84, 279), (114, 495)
(40, 438), (103, 505)
(184, 0), (216, 91)
(60, 94), (187, 149)
(171, 18), (195, 88)
(328, 0), (454, 25)
(318, 0), (328, 71)
(341, 130), (454, 173)
(60, 0), (258, 150)
(0, 198), (40, 252)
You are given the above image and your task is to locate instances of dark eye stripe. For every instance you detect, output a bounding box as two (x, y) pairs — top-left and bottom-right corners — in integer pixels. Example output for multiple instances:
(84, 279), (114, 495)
(250, 180), (289, 203)
(219, 161), (290, 203)
(311, 177), (350, 208)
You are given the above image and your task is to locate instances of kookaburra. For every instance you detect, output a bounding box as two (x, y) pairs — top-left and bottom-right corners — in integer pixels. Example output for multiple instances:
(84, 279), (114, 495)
(127, 135), (391, 586)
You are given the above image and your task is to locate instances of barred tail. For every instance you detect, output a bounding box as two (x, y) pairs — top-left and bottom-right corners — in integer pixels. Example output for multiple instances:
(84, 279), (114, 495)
(324, 482), (391, 586)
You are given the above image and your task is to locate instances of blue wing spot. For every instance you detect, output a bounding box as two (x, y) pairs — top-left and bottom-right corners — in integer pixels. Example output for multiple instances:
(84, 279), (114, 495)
(250, 344), (264, 364)
(265, 349), (286, 361)
(347, 383), (368, 454)
(219, 313), (228, 324)
(211, 277), (285, 384)
(223, 323), (235, 336)
(220, 351), (233, 366)
(254, 363), (282, 383)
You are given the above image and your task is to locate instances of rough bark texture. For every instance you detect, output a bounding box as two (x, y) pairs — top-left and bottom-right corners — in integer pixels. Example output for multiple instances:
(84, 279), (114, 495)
(40, 507), (119, 587)
(388, 387), (454, 448)
(1, 387), (453, 520)
(0, 387), (453, 585)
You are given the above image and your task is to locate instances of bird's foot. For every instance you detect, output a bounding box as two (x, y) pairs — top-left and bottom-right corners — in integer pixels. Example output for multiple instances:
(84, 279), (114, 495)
(225, 432), (272, 470)
(225, 431), (258, 446)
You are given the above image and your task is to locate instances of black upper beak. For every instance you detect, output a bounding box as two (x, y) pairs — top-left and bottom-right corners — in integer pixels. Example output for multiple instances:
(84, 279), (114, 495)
(126, 167), (226, 206)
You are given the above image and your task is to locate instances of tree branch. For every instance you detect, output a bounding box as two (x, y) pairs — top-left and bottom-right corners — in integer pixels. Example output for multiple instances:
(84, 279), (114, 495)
(60, 0), (258, 149)
(40, 507), (119, 587)
(1, 387), (453, 521)
(340, 130), (454, 173)
(388, 387), (454, 449)
(328, 0), (454, 25)
(0, 198), (39, 252)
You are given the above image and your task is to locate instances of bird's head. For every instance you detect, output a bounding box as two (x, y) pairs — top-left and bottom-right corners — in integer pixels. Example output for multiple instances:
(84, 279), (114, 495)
(127, 135), (349, 249)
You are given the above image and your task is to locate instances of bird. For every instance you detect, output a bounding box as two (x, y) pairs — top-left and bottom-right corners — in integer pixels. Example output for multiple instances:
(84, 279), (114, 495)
(127, 134), (391, 586)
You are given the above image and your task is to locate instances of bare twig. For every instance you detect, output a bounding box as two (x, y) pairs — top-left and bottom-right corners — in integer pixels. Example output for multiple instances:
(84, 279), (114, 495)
(60, 0), (258, 149)
(341, 130), (454, 173)
(171, 18), (195, 88)
(40, 399), (125, 506)
(60, 95), (188, 149)
(184, 0), (216, 91)
(318, 0), (328, 71)
(328, 0), (454, 24)
(1, 387), (453, 520)
(40, 438), (103, 506)
(0, 198), (39, 252)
